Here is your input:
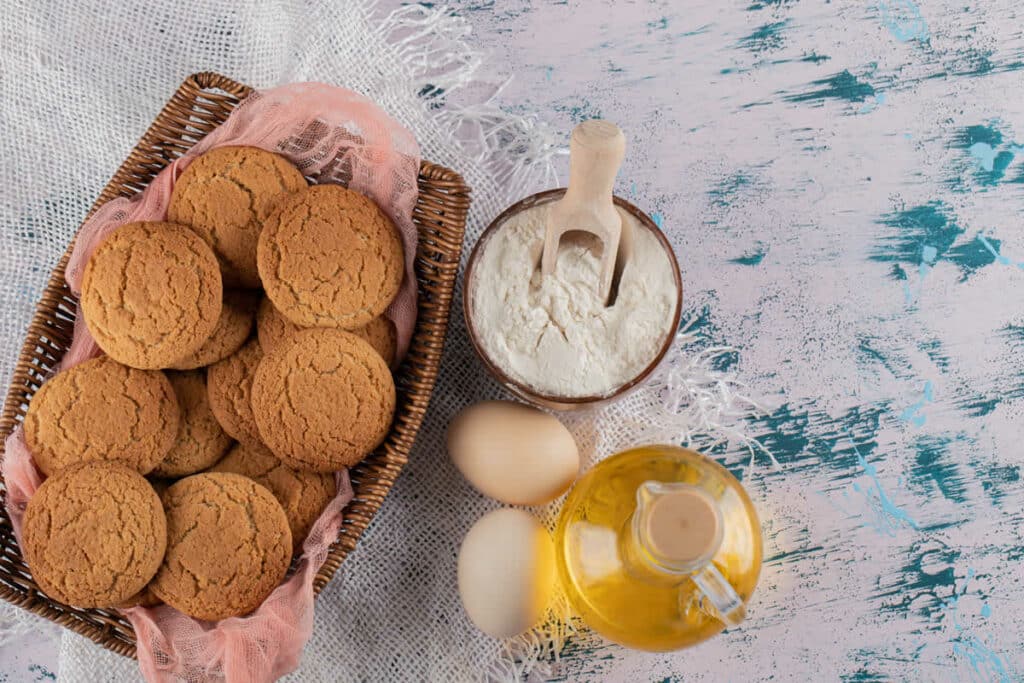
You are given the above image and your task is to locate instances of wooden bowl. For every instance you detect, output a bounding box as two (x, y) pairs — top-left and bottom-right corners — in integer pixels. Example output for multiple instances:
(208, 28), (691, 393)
(464, 188), (682, 412)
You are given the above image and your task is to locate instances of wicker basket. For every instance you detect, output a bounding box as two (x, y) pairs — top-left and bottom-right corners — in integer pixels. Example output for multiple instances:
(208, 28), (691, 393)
(0, 72), (469, 657)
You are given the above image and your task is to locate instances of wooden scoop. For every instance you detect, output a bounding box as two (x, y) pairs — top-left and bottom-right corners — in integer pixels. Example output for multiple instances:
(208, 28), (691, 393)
(542, 120), (627, 304)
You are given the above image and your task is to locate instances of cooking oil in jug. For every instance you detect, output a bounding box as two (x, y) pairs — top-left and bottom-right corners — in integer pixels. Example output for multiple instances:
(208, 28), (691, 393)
(555, 445), (762, 651)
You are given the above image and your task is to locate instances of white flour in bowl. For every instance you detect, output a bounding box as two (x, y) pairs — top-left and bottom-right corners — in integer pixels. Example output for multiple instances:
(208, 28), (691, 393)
(470, 203), (678, 397)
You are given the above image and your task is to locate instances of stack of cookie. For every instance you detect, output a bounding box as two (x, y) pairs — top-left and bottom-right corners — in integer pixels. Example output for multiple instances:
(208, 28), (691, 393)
(20, 146), (403, 619)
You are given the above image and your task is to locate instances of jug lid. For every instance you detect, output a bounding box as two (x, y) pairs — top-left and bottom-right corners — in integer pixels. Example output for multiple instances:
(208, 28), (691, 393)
(635, 481), (723, 572)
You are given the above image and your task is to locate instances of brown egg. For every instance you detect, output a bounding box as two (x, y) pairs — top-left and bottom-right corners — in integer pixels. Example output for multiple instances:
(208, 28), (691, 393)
(457, 508), (556, 639)
(447, 401), (579, 506)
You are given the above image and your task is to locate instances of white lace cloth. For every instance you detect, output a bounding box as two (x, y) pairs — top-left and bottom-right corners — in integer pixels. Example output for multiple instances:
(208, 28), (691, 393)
(0, 1), (761, 680)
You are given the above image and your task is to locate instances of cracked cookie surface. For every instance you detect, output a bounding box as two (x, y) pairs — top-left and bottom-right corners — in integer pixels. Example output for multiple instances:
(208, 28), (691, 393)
(80, 221), (223, 369)
(168, 146), (307, 287)
(251, 328), (396, 471)
(24, 356), (179, 476)
(256, 296), (397, 365)
(169, 289), (257, 370)
(206, 338), (264, 447)
(154, 371), (233, 477)
(210, 441), (335, 553)
(257, 184), (404, 329)
(149, 472), (291, 620)
(23, 462), (167, 608)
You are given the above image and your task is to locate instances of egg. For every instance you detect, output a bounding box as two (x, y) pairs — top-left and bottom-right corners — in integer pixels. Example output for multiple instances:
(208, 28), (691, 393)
(447, 401), (579, 506)
(457, 508), (556, 639)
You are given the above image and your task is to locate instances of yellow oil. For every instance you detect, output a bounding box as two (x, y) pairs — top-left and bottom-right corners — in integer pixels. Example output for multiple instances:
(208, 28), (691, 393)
(555, 445), (762, 651)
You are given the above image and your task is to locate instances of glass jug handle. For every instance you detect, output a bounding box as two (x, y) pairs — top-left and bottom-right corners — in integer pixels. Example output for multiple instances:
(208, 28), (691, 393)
(691, 562), (746, 627)
(633, 481), (748, 628)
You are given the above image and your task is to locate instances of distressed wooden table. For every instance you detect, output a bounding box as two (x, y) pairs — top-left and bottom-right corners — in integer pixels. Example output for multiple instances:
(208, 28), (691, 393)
(445, 0), (1022, 680)
(2, 1), (1022, 680)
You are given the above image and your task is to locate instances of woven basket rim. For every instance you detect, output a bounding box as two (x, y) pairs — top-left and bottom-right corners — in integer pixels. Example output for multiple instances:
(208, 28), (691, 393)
(0, 71), (470, 659)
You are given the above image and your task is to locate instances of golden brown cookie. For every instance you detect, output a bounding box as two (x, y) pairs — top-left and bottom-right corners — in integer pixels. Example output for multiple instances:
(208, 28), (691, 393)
(149, 473), (291, 620)
(24, 357), (179, 476)
(23, 462), (167, 608)
(116, 586), (164, 609)
(153, 371), (233, 477)
(118, 478), (170, 609)
(206, 338), (264, 446)
(169, 290), (257, 370)
(255, 296), (304, 354)
(356, 315), (397, 367)
(257, 297), (397, 365)
(210, 442), (335, 553)
(168, 146), (307, 287)
(80, 221), (223, 369)
(251, 328), (396, 472)
(257, 184), (404, 329)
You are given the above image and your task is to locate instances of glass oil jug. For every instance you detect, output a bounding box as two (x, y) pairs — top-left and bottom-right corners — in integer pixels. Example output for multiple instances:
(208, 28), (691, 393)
(555, 445), (762, 651)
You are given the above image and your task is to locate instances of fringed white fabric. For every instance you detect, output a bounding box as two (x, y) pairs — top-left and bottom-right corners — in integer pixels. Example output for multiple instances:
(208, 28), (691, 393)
(631, 320), (781, 475)
(0, 601), (59, 649)
(371, 3), (563, 203)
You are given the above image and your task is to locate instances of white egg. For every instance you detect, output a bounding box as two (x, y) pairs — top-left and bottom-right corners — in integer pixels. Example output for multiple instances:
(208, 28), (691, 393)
(457, 508), (556, 639)
(447, 401), (579, 506)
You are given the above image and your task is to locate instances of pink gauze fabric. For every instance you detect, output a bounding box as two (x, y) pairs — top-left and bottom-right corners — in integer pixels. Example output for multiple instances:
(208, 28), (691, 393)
(1, 81), (420, 682)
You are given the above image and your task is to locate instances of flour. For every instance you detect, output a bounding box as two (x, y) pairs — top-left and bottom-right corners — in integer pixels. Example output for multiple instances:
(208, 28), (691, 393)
(470, 203), (678, 397)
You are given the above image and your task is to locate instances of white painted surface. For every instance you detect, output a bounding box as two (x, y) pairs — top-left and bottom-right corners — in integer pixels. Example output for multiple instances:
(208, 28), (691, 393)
(2, 0), (1023, 680)
(441, 1), (1024, 680)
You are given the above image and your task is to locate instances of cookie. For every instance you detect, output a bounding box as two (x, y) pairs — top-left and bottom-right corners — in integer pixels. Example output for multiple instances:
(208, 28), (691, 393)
(255, 296), (304, 354)
(117, 586), (163, 609)
(153, 371), (233, 477)
(80, 221), (222, 369)
(169, 290), (257, 370)
(356, 315), (397, 367)
(257, 184), (404, 329)
(149, 473), (291, 620)
(251, 328), (396, 472)
(257, 297), (397, 365)
(24, 356), (179, 476)
(168, 146), (307, 288)
(206, 338), (264, 446)
(23, 462), (167, 608)
(210, 442), (335, 553)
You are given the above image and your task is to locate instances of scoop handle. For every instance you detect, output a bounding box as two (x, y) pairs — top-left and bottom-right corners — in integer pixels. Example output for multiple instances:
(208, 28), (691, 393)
(564, 120), (626, 205)
(542, 121), (627, 303)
